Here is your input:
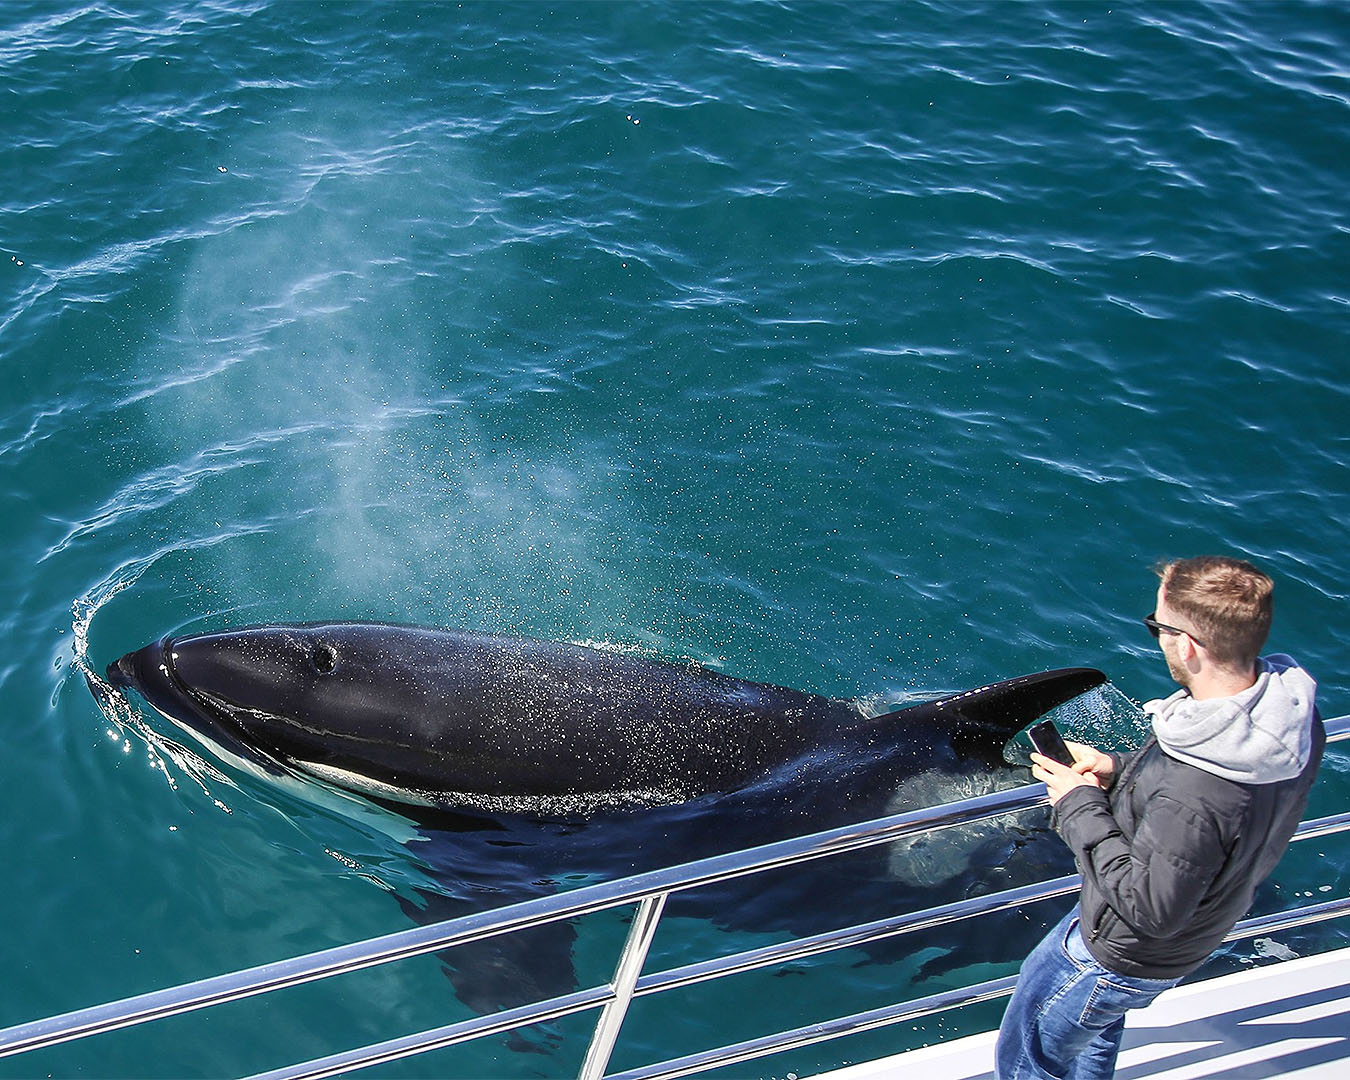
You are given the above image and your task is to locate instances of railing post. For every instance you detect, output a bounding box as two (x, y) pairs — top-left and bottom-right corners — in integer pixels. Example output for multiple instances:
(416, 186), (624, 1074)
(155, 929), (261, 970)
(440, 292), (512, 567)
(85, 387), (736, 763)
(579, 893), (668, 1080)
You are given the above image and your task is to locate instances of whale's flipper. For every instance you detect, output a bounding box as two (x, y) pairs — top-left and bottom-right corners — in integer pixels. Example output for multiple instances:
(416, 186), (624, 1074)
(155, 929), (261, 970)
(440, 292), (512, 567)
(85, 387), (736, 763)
(394, 884), (576, 1055)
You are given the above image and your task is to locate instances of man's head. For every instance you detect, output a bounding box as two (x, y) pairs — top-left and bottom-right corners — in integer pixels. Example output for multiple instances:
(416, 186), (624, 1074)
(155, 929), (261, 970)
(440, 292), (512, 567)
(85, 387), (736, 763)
(1152, 556), (1273, 681)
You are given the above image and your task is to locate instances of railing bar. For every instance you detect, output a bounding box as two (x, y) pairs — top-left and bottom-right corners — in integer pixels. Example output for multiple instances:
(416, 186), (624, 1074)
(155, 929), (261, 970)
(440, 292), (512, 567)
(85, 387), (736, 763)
(632, 876), (1080, 998)
(626, 810), (1350, 1002)
(1221, 895), (1350, 942)
(241, 879), (1079, 1080)
(229, 879), (1074, 1080)
(246, 985), (613, 1080)
(0, 889), (632, 1061)
(0, 784), (1051, 1059)
(1290, 809), (1350, 842)
(607, 974), (1022, 1080)
(608, 895), (1350, 1080)
(581, 894), (669, 1080)
(246, 891), (1350, 1080)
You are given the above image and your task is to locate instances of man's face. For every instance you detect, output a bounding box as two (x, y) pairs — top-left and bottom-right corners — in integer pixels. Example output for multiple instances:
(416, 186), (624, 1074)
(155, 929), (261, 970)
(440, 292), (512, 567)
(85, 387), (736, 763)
(1155, 582), (1192, 687)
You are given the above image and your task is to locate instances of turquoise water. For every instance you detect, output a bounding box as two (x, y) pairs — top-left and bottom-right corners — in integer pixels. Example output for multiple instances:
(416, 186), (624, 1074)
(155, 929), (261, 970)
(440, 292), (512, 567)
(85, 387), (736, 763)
(3, 1), (1348, 1076)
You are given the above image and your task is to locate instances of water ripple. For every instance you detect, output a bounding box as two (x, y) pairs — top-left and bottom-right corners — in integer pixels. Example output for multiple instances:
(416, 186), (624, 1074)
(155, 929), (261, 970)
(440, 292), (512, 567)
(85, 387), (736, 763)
(2, 2), (1348, 1074)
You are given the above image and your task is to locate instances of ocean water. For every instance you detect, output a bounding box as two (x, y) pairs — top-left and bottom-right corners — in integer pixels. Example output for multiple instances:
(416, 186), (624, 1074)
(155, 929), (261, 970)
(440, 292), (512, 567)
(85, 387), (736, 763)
(2, 1), (1348, 1077)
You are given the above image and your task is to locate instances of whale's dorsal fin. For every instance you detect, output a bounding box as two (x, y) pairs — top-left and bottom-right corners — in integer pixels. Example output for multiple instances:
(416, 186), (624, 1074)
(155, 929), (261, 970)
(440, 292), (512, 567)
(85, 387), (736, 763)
(880, 667), (1108, 766)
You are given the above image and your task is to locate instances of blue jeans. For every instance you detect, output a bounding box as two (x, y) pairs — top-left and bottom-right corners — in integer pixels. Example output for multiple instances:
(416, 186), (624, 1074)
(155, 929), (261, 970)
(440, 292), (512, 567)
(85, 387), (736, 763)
(994, 907), (1180, 1079)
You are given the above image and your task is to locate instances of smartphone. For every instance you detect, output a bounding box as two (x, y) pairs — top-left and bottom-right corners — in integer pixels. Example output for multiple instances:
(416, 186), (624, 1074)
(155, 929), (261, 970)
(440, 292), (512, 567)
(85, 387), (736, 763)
(1028, 720), (1075, 767)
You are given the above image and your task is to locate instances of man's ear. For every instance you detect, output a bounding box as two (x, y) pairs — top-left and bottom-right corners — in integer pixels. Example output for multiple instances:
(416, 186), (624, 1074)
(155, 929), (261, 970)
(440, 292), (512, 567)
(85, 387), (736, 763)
(1180, 632), (1203, 669)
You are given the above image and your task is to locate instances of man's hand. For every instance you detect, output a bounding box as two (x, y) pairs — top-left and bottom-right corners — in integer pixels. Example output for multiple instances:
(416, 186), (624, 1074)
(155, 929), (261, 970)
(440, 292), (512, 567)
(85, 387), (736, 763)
(1032, 741), (1112, 805)
(1065, 741), (1115, 784)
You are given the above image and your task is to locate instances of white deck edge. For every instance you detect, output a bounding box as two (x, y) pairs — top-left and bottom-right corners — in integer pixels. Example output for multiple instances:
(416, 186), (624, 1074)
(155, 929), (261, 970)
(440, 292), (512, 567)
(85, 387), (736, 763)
(812, 944), (1350, 1080)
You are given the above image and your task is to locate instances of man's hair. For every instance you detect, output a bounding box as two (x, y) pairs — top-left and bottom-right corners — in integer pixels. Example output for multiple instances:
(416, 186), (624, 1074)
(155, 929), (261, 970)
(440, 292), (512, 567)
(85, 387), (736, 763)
(1155, 555), (1273, 669)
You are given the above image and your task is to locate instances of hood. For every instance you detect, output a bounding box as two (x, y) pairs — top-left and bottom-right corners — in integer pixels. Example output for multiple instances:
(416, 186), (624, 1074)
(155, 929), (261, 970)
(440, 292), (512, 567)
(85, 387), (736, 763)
(1144, 654), (1317, 784)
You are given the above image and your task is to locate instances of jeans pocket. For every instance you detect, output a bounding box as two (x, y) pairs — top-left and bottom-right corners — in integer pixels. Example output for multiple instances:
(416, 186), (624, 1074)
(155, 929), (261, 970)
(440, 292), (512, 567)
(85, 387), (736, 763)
(1079, 974), (1169, 1028)
(1058, 915), (1086, 965)
(1063, 918), (1093, 965)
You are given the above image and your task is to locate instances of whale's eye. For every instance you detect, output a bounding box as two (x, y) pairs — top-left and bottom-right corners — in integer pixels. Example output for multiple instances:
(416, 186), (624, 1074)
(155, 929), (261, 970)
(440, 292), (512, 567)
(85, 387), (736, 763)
(313, 644), (339, 674)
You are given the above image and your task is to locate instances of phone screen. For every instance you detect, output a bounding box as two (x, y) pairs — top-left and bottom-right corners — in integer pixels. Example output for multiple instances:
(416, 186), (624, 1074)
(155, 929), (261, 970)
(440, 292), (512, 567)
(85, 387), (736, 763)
(1029, 720), (1075, 766)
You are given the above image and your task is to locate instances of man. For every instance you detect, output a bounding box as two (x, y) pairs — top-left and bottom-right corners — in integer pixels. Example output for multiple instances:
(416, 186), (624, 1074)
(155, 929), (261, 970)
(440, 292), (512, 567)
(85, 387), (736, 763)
(995, 555), (1324, 1080)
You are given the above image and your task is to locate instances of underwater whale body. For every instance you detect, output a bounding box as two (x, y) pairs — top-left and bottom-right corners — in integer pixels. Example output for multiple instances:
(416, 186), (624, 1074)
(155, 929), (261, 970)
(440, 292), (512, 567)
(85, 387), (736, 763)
(104, 622), (1104, 814)
(104, 623), (1103, 811)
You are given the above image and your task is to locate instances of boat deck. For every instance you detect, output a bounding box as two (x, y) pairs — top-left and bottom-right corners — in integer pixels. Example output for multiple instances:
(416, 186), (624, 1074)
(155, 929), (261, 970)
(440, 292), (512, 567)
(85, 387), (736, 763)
(815, 945), (1350, 1080)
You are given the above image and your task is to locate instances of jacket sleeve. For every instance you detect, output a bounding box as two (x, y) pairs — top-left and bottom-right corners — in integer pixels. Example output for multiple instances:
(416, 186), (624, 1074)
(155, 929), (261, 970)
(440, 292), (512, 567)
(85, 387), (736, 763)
(1051, 783), (1228, 938)
(1103, 750), (1133, 792)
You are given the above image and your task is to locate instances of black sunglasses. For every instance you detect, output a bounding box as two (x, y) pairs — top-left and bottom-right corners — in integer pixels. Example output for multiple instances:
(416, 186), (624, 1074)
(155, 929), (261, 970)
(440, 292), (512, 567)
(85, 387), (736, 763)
(1143, 612), (1206, 649)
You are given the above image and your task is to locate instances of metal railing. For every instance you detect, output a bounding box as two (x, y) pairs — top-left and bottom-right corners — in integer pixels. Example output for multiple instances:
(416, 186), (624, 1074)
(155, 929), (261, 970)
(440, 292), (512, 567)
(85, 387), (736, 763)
(3, 715), (1348, 1079)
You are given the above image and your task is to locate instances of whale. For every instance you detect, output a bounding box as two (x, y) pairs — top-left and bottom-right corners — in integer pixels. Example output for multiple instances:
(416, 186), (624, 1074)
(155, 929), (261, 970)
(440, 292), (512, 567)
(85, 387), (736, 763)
(100, 621), (1105, 1037)
(103, 621), (1105, 815)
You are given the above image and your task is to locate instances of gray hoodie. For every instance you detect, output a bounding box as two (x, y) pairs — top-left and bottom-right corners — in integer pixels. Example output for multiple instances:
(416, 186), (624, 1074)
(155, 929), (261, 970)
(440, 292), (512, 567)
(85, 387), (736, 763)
(1144, 654), (1318, 784)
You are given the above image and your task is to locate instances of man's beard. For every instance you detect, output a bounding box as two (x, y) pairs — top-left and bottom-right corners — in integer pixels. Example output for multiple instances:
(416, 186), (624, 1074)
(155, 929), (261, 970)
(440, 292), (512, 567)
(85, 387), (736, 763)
(1164, 646), (1191, 688)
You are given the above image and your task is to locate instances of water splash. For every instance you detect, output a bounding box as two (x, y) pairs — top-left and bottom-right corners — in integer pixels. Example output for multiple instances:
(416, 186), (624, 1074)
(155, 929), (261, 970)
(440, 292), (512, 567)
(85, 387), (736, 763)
(73, 556), (239, 813)
(71, 556), (439, 855)
(1003, 681), (1150, 765)
(885, 682), (1150, 888)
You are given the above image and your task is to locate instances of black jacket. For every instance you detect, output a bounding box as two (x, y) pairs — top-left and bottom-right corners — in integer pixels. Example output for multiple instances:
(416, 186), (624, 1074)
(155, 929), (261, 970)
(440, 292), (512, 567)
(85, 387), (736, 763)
(1051, 713), (1325, 979)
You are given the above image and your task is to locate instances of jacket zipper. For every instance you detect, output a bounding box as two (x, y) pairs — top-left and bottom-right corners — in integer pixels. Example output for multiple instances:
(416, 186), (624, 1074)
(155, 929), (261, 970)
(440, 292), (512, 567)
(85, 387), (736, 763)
(1089, 742), (1153, 942)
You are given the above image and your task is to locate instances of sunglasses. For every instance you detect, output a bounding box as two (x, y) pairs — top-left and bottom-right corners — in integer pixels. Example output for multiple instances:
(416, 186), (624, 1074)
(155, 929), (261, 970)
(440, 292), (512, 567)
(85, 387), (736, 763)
(1143, 612), (1206, 649)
